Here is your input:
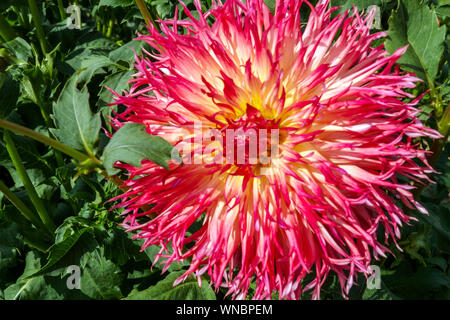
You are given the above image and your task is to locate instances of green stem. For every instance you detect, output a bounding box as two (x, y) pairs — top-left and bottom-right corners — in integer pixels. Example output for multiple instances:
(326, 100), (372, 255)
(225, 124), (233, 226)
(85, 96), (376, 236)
(135, 0), (156, 28)
(27, 0), (48, 55)
(106, 17), (113, 38)
(0, 180), (46, 231)
(4, 131), (56, 232)
(0, 118), (100, 165)
(0, 121), (123, 195)
(0, 12), (17, 42)
(57, 0), (67, 21)
(36, 101), (51, 126)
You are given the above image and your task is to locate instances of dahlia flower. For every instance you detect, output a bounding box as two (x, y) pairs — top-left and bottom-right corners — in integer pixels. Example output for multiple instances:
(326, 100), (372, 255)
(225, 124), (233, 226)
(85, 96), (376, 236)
(110, 0), (440, 299)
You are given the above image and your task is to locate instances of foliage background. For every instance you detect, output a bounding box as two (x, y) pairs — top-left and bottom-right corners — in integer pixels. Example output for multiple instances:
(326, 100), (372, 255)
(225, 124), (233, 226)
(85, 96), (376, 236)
(0, 0), (449, 300)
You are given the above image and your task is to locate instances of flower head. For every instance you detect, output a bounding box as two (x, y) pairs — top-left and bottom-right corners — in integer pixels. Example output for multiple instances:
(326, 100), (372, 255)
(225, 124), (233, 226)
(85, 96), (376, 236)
(110, 0), (439, 299)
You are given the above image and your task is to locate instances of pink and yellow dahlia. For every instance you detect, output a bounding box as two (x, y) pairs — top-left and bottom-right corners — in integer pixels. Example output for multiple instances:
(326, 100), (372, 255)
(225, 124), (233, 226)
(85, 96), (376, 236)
(110, 0), (440, 299)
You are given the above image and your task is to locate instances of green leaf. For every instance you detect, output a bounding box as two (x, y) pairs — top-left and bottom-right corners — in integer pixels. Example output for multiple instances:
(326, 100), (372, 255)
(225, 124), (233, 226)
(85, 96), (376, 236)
(263, 0), (276, 13)
(79, 249), (123, 299)
(382, 261), (450, 299)
(436, 0), (450, 18)
(103, 228), (143, 266)
(436, 5), (450, 18)
(0, 74), (20, 118)
(331, 0), (386, 10)
(75, 55), (114, 84)
(144, 244), (190, 272)
(98, 69), (133, 106)
(385, 0), (447, 86)
(421, 202), (450, 239)
(54, 216), (92, 244)
(3, 37), (32, 62)
(102, 123), (177, 175)
(4, 251), (62, 300)
(152, 0), (178, 20)
(24, 227), (89, 279)
(362, 281), (397, 300)
(426, 257), (448, 272)
(1, 204), (51, 251)
(0, 222), (24, 282)
(52, 76), (101, 156)
(99, 0), (134, 7)
(63, 52), (114, 84)
(73, 37), (119, 54)
(124, 271), (216, 300)
(108, 40), (143, 63)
